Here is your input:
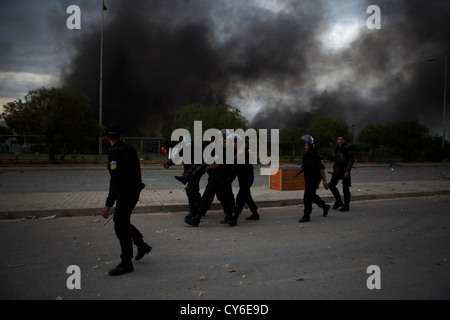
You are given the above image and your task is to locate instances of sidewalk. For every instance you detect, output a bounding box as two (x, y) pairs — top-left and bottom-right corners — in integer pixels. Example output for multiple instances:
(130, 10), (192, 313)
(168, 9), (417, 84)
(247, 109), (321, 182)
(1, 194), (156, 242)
(1, 174), (449, 219)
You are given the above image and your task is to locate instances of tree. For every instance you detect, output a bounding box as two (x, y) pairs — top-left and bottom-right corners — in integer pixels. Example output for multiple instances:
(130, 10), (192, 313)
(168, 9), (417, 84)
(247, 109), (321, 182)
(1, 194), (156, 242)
(357, 120), (434, 161)
(356, 124), (388, 157)
(0, 125), (12, 135)
(1, 87), (98, 162)
(357, 124), (386, 149)
(385, 119), (429, 161)
(171, 103), (249, 132)
(305, 116), (352, 149)
(280, 126), (305, 162)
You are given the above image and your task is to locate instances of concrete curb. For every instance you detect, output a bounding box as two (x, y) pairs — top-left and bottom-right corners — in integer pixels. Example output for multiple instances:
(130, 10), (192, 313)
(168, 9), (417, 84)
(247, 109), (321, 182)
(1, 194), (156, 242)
(2, 189), (449, 220)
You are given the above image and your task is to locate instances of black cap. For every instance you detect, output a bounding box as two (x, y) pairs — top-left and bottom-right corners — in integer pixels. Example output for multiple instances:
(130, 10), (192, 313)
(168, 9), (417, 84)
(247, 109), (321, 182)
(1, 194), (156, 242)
(106, 124), (122, 139)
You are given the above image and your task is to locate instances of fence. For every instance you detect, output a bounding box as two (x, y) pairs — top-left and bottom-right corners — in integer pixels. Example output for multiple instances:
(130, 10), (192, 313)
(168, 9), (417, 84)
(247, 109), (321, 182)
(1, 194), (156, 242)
(0, 135), (166, 157)
(1, 135), (446, 161)
(1, 135), (45, 153)
(122, 137), (167, 157)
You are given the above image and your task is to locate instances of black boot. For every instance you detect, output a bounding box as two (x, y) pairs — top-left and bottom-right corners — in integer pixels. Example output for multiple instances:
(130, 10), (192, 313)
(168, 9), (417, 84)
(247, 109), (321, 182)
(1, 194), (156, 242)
(220, 214), (233, 224)
(135, 243), (152, 261)
(323, 204), (331, 217)
(299, 213), (310, 223)
(227, 214), (239, 226)
(109, 262), (134, 276)
(332, 201), (343, 210)
(245, 212), (260, 220)
(185, 215), (201, 227)
(185, 211), (196, 219)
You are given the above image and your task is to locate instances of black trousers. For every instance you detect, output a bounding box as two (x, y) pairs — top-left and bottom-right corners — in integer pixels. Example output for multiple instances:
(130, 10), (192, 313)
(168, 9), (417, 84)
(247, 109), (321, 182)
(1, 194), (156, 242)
(113, 192), (144, 264)
(329, 173), (351, 205)
(235, 177), (258, 217)
(185, 172), (202, 217)
(198, 177), (235, 217)
(303, 181), (326, 215)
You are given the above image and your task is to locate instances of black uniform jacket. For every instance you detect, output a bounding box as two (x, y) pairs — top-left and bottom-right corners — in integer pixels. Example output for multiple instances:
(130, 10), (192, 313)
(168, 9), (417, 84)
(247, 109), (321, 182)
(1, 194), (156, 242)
(106, 140), (144, 207)
(333, 143), (354, 177)
(235, 147), (254, 183)
(301, 151), (325, 186)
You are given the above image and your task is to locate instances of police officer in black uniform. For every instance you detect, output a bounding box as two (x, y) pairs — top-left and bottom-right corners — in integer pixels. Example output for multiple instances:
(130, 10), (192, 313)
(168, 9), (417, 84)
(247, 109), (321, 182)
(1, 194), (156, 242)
(163, 136), (203, 221)
(293, 135), (330, 222)
(185, 130), (236, 227)
(102, 124), (152, 276)
(329, 134), (354, 212)
(228, 134), (259, 226)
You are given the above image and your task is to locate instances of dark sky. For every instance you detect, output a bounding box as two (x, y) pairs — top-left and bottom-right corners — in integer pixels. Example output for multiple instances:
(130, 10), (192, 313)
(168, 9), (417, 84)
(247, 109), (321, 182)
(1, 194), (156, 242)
(1, 0), (449, 137)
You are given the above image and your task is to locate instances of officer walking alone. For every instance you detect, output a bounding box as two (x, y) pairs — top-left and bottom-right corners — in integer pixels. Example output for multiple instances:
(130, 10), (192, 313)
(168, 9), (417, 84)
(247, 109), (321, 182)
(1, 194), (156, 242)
(102, 124), (152, 276)
(293, 135), (330, 222)
(329, 135), (354, 212)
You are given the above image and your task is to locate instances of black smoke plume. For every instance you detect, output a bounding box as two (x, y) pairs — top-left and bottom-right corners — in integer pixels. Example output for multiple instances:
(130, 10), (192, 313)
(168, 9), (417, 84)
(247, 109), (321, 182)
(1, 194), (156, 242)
(63, 0), (324, 136)
(63, 0), (450, 137)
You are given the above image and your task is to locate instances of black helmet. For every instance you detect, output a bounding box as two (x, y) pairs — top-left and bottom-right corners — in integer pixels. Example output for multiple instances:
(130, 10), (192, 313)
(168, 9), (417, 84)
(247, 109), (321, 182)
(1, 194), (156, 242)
(301, 135), (316, 150)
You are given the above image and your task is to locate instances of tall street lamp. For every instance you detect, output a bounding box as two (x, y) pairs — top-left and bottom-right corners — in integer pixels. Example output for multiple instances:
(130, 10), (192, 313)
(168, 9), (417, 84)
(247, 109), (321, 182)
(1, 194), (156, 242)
(429, 55), (448, 152)
(99, 0), (107, 158)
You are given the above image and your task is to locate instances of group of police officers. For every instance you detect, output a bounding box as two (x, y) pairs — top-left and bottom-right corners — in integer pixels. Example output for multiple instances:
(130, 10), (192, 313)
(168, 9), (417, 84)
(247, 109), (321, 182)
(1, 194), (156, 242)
(101, 124), (354, 276)
(164, 129), (260, 227)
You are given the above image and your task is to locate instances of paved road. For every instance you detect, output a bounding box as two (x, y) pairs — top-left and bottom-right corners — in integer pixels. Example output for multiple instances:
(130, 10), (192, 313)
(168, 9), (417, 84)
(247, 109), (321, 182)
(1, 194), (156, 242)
(1, 163), (450, 220)
(1, 163), (449, 193)
(1, 195), (449, 301)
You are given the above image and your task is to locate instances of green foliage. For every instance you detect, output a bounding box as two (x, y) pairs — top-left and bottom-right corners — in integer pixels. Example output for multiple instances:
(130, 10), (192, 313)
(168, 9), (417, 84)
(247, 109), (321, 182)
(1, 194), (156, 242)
(305, 116), (352, 149)
(0, 125), (12, 135)
(1, 87), (98, 162)
(387, 120), (429, 161)
(280, 126), (305, 162)
(357, 119), (441, 161)
(171, 103), (249, 132)
(279, 117), (352, 162)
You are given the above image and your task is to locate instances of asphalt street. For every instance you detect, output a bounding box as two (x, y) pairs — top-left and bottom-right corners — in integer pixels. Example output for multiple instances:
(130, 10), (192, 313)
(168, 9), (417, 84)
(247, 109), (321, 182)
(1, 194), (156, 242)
(1, 195), (449, 301)
(1, 163), (449, 193)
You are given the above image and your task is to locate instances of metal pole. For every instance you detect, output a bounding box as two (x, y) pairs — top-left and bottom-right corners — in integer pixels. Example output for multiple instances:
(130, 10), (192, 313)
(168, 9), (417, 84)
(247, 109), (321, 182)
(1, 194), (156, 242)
(443, 55), (448, 152)
(429, 55), (448, 152)
(352, 124), (355, 145)
(99, 1), (105, 158)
